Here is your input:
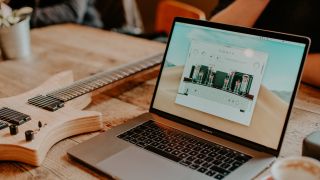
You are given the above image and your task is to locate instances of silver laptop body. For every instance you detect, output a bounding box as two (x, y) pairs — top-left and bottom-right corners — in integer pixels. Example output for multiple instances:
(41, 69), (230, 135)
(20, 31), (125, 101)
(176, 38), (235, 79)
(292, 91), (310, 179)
(68, 17), (310, 180)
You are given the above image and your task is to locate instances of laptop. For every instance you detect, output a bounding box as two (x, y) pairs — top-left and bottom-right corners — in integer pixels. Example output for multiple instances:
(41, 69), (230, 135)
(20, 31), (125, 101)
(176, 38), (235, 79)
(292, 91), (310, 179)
(68, 17), (310, 180)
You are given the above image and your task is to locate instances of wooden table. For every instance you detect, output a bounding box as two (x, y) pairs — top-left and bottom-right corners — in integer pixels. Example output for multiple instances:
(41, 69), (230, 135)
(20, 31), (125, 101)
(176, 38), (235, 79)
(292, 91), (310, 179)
(0, 24), (319, 179)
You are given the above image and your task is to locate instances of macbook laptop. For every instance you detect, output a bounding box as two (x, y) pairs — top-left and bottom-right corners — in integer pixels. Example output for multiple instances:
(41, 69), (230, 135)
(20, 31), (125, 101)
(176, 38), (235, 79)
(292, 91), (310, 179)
(68, 17), (310, 180)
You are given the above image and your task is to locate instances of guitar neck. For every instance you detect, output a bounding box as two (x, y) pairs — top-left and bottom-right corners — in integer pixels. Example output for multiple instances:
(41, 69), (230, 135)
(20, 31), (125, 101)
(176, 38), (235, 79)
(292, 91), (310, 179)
(27, 53), (163, 111)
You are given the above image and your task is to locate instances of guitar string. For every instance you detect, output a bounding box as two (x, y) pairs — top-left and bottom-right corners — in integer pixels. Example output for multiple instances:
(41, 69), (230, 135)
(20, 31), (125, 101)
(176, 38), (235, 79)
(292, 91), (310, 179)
(47, 55), (161, 100)
(50, 55), (160, 98)
(49, 65), (142, 101)
(28, 54), (162, 107)
(48, 71), (117, 99)
(29, 60), (157, 107)
(48, 73), (115, 101)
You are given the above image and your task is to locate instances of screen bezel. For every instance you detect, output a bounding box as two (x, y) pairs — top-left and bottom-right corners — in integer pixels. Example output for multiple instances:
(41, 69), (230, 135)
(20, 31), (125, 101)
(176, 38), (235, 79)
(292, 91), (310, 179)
(149, 17), (310, 156)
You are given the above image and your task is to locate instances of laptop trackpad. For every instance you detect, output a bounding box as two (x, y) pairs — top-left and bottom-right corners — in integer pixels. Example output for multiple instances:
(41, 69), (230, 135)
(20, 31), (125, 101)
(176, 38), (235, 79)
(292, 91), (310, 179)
(96, 146), (203, 180)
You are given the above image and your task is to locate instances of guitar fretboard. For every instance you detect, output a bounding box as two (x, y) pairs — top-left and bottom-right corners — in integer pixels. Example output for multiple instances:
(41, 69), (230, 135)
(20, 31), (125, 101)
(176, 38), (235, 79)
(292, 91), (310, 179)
(28, 53), (163, 111)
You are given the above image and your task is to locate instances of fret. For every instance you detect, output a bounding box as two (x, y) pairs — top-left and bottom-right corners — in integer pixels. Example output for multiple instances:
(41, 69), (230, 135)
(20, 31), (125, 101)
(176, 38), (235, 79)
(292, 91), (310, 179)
(127, 66), (141, 73)
(50, 88), (77, 100)
(117, 70), (130, 77)
(55, 81), (90, 98)
(52, 91), (74, 101)
(123, 67), (136, 74)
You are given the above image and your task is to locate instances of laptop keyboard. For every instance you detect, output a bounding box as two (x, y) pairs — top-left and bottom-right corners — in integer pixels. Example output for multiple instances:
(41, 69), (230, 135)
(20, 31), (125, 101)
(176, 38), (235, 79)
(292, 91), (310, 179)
(118, 120), (252, 179)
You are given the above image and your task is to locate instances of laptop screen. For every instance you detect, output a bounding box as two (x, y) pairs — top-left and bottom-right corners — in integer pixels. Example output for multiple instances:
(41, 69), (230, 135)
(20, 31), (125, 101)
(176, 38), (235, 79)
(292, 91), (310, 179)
(152, 19), (308, 151)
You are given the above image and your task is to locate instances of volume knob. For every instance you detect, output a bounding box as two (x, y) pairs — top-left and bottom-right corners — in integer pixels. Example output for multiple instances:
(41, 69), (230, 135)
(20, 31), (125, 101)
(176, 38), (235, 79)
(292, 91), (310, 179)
(9, 125), (18, 135)
(25, 130), (34, 141)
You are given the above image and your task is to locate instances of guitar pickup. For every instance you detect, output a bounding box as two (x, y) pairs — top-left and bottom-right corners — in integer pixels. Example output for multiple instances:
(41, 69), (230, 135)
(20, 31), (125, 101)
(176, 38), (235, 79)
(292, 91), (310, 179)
(0, 107), (31, 126)
(28, 95), (64, 111)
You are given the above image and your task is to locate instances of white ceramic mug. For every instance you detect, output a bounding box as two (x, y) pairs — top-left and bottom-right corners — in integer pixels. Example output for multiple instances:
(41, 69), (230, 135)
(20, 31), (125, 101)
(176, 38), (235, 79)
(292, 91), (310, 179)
(0, 16), (31, 60)
(270, 156), (320, 180)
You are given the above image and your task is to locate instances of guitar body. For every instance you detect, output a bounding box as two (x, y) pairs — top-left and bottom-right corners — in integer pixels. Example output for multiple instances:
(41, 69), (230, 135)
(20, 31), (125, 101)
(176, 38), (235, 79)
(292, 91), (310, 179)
(0, 71), (102, 166)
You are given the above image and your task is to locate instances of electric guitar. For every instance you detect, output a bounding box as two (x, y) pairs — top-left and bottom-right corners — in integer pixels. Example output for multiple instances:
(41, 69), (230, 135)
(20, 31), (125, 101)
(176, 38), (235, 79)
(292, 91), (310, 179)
(0, 53), (163, 166)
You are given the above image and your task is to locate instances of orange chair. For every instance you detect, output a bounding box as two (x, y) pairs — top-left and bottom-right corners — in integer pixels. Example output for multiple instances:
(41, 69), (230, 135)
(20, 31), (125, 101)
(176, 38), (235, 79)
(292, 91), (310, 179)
(155, 0), (206, 36)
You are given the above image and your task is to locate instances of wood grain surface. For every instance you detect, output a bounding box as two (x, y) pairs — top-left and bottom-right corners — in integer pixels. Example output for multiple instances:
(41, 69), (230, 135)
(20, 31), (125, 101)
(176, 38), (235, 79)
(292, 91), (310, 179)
(0, 24), (319, 179)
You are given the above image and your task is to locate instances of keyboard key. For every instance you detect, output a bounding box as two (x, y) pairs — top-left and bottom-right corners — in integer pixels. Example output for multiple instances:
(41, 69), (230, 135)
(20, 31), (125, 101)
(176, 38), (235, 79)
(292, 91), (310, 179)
(181, 148), (191, 153)
(197, 167), (207, 173)
(225, 152), (236, 158)
(171, 150), (180, 156)
(144, 139), (153, 144)
(186, 144), (195, 148)
(202, 162), (212, 168)
(200, 149), (210, 154)
(189, 164), (199, 170)
(218, 149), (228, 155)
(154, 137), (162, 142)
(141, 132), (150, 136)
(164, 147), (173, 152)
(210, 166), (230, 176)
(137, 125), (147, 130)
(215, 174), (225, 180)
(216, 155), (226, 161)
(187, 156), (196, 162)
(220, 163), (230, 169)
(150, 142), (159, 147)
(194, 159), (204, 165)
(232, 161), (242, 167)
(157, 145), (166, 149)
(196, 154), (206, 159)
(202, 144), (212, 149)
(178, 153), (188, 159)
(180, 160), (192, 166)
(196, 141), (204, 146)
(145, 145), (181, 162)
(131, 134), (140, 138)
(204, 156), (214, 162)
(212, 160), (223, 165)
(175, 145), (184, 150)
(192, 146), (202, 151)
(179, 141), (188, 146)
(129, 139), (138, 144)
(229, 161), (242, 171)
(208, 152), (217, 157)
(188, 139), (197, 144)
(137, 141), (147, 147)
(205, 170), (216, 177)
(234, 154), (251, 163)
(223, 158), (234, 164)
(161, 140), (169, 144)
(189, 151), (198, 156)
(137, 136), (146, 141)
(133, 129), (143, 134)
(229, 165), (239, 171)
(180, 136), (189, 141)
